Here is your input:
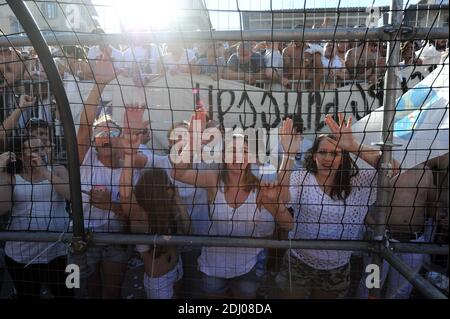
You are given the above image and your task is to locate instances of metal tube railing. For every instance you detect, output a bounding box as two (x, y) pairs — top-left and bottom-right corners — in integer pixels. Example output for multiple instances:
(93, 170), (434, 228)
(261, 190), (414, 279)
(0, 232), (448, 255)
(0, 27), (448, 48)
(380, 247), (448, 299)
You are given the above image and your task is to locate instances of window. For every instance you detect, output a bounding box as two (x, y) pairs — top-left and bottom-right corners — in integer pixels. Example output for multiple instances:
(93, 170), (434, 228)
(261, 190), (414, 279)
(42, 3), (58, 20)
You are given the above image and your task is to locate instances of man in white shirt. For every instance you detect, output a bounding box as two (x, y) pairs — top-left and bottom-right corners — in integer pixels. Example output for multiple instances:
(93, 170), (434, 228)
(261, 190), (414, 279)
(262, 41), (289, 91)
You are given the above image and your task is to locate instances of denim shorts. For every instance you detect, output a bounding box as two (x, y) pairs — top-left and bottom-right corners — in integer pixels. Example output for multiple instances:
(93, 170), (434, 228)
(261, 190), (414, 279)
(143, 257), (183, 299)
(84, 244), (131, 277)
(200, 267), (261, 298)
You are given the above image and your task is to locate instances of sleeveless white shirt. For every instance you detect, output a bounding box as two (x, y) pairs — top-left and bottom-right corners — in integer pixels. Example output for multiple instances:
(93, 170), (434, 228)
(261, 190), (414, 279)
(198, 184), (267, 279)
(5, 171), (69, 264)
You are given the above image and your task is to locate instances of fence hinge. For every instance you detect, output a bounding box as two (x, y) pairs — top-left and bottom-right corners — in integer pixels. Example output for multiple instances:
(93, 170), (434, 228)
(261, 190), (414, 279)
(383, 24), (414, 35)
(70, 233), (90, 253)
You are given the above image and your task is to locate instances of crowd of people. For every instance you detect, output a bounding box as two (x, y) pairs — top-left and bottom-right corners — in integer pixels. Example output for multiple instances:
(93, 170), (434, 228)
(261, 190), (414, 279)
(0, 27), (448, 300)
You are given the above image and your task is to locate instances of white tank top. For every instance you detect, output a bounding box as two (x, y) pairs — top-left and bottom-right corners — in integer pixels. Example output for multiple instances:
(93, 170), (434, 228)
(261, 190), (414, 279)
(80, 148), (139, 232)
(198, 184), (264, 279)
(5, 170), (69, 264)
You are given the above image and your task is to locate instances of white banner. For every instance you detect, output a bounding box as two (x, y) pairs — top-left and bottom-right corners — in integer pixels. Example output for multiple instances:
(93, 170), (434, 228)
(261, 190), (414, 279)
(65, 64), (435, 150)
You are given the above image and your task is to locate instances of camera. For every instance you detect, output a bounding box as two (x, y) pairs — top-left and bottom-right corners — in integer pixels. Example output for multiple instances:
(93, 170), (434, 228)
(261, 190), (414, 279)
(284, 113), (304, 133)
(5, 158), (23, 175)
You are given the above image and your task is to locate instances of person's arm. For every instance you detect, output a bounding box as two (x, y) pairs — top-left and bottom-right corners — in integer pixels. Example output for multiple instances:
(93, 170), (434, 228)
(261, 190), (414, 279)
(0, 95), (36, 145)
(282, 47), (293, 77)
(121, 106), (151, 169)
(87, 188), (124, 216)
(0, 152), (14, 215)
(324, 113), (400, 172)
(311, 52), (323, 91)
(119, 149), (148, 233)
(424, 168), (438, 219)
(170, 112), (218, 189)
(40, 164), (71, 200)
(278, 118), (301, 203)
(77, 55), (119, 164)
(258, 185), (294, 231)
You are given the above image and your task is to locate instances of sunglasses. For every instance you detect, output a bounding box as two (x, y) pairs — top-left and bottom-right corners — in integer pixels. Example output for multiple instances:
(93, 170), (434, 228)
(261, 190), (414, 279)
(94, 128), (121, 138)
(26, 118), (49, 129)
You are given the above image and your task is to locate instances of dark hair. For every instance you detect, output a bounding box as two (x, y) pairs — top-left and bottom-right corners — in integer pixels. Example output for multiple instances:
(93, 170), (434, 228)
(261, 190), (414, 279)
(134, 169), (178, 235)
(133, 169), (180, 257)
(26, 118), (50, 130)
(219, 136), (258, 192)
(304, 134), (359, 201)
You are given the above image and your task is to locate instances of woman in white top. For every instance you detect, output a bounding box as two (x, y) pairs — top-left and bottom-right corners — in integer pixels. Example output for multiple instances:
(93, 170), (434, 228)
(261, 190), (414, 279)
(76, 55), (148, 298)
(172, 111), (294, 298)
(274, 113), (399, 298)
(120, 161), (189, 298)
(0, 138), (71, 299)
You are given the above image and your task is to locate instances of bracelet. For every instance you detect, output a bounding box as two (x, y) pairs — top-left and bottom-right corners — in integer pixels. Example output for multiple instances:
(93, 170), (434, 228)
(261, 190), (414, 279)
(123, 152), (137, 156)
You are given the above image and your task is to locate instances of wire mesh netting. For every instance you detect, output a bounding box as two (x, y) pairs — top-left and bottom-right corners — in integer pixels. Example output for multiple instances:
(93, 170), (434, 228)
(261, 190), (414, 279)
(0, 0), (448, 299)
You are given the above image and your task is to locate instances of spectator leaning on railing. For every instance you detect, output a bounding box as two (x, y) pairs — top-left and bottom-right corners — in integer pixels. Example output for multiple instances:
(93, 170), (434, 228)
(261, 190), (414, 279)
(0, 137), (72, 299)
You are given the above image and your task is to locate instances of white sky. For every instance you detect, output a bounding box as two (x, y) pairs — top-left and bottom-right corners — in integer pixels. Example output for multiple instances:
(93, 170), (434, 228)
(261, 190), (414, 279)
(92, 0), (428, 31)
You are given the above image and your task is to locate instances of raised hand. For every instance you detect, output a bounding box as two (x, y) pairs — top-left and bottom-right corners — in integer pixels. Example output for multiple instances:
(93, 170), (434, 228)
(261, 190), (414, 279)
(120, 129), (142, 156)
(93, 54), (120, 84)
(123, 104), (146, 130)
(324, 113), (356, 152)
(30, 153), (48, 177)
(88, 188), (112, 211)
(188, 108), (207, 139)
(280, 117), (301, 155)
(260, 182), (280, 200)
(0, 152), (15, 168)
(18, 95), (36, 109)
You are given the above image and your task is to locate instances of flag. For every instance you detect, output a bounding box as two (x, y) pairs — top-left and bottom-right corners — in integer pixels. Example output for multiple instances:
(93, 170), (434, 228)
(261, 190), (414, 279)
(352, 59), (449, 169)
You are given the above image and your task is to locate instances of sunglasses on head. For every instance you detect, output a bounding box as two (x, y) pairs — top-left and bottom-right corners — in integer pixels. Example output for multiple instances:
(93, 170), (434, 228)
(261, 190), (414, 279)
(26, 118), (49, 129)
(94, 128), (121, 138)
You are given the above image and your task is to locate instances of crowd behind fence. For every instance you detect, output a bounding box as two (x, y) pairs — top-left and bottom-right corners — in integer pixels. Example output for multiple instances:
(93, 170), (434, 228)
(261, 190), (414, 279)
(0, 0), (449, 300)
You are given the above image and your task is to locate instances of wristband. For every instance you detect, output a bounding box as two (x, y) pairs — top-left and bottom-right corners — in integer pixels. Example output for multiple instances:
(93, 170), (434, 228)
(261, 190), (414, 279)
(136, 244), (151, 253)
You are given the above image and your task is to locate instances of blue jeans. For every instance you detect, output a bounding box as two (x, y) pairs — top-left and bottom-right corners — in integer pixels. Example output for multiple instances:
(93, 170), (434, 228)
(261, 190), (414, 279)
(200, 267), (261, 298)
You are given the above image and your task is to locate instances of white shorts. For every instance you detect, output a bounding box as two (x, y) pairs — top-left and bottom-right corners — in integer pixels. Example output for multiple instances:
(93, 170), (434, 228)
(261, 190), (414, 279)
(143, 257), (183, 299)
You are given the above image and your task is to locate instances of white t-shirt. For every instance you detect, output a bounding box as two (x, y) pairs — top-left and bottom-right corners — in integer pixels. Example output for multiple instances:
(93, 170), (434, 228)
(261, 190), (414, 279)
(264, 48), (283, 72)
(322, 56), (343, 69)
(264, 48), (284, 90)
(5, 172), (69, 264)
(87, 45), (123, 70)
(289, 168), (377, 270)
(80, 148), (140, 231)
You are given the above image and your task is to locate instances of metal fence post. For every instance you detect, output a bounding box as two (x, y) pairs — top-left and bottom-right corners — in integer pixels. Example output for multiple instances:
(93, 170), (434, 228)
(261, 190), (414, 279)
(368, 0), (403, 299)
(6, 0), (88, 298)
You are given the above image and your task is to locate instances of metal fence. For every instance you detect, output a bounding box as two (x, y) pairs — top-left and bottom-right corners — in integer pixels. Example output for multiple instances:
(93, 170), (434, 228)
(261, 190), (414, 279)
(0, 0), (448, 299)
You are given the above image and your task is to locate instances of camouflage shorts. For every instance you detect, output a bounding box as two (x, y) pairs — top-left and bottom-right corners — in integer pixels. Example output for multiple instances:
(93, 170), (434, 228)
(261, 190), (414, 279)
(276, 252), (350, 298)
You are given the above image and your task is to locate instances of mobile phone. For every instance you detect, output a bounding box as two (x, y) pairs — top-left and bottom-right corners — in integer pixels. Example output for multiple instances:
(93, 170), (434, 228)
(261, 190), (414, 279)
(284, 114), (304, 133)
(5, 158), (23, 175)
(292, 113), (304, 133)
(251, 163), (278, 183)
